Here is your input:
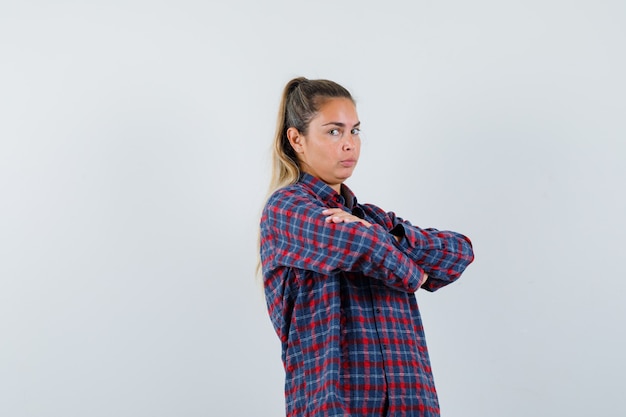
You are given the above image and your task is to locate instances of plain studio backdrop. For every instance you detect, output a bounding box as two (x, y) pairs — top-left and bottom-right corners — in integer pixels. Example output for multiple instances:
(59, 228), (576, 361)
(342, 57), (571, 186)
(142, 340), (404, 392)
(1, 1), (624, 416)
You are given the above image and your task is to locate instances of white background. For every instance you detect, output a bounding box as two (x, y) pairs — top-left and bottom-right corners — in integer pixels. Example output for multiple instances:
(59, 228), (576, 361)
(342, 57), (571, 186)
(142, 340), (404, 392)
(1, 1), (625, 416)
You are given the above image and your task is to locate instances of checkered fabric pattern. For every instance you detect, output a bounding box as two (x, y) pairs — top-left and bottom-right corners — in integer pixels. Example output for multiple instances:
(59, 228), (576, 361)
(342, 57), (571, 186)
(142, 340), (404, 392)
(260, 173), (474, 416)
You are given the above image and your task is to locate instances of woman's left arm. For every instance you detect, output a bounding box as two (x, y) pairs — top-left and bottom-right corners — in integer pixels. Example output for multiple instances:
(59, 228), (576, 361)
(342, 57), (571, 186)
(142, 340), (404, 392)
(364, 204), (475, 292)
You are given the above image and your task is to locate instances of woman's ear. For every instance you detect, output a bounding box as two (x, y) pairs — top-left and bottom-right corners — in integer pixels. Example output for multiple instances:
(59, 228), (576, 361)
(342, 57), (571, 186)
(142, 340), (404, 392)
(286, 127), (304, 153)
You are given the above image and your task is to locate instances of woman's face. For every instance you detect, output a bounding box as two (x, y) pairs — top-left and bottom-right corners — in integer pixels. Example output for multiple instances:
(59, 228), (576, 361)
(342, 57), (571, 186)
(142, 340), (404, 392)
(288, 97), (361, 192)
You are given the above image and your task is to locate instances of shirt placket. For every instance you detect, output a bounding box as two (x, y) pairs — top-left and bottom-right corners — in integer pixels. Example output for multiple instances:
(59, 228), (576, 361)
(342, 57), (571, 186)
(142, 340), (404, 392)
(368, 280), (391, 402)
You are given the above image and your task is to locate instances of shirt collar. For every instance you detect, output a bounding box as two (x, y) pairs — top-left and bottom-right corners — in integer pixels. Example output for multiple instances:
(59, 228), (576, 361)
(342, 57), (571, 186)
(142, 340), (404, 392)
(298, 173), (358, 209)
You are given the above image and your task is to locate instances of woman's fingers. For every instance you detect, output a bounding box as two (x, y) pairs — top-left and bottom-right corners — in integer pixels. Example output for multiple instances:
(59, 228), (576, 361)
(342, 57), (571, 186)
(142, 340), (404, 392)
(322, 208), (343, 216)
(322, 208), (346, 222)
(322, 208), (372, 227)
(419, 273), (429, 288)
(322, 209), (354, 223)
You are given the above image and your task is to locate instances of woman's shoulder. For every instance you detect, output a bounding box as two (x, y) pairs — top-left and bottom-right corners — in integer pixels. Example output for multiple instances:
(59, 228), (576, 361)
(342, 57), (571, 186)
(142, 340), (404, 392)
(265, 182), (318, 209)
(357, 202), (397, 228)
(359, 201), (387, 216)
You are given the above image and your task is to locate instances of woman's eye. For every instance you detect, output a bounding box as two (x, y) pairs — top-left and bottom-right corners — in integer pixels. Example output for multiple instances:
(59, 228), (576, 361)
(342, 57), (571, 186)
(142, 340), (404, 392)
(351, 128), (361, 135)
(329, 129), (340, 136)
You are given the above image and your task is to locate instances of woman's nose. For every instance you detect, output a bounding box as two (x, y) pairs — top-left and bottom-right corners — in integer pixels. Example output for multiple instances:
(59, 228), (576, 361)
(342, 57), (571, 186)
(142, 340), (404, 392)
(343, 134), (357, 150)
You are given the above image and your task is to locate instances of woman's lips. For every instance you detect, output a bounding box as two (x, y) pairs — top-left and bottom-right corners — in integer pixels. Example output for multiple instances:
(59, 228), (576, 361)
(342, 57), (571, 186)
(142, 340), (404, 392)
(340, 159), (357, 167)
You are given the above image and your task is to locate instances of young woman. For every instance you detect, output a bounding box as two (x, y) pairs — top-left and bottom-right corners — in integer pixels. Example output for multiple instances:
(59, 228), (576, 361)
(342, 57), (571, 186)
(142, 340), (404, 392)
(259, 77), (474, 417)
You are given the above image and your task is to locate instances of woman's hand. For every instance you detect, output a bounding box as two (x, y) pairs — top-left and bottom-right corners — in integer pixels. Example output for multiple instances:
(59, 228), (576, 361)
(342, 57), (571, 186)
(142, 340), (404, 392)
(322, 208), (372, 228)
(322, 209), (401, 242)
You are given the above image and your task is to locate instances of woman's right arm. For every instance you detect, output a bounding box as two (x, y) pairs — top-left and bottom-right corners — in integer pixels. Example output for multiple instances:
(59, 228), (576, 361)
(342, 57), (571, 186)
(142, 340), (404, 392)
(260, 188), (425, 293)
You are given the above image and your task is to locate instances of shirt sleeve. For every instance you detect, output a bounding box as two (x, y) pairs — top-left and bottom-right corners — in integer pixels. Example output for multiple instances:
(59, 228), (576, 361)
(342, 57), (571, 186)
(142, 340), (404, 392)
(260, 188), (426, 293)
(364, 204), (475, 292)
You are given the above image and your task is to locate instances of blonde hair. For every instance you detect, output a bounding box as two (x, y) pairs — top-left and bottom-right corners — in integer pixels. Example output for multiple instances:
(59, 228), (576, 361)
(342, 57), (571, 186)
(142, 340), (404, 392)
(257, 77), (354, 279)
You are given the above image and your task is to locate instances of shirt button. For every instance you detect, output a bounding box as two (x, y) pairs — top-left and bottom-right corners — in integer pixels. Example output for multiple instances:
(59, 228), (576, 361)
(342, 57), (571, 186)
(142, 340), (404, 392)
(376, 308), (381, 313)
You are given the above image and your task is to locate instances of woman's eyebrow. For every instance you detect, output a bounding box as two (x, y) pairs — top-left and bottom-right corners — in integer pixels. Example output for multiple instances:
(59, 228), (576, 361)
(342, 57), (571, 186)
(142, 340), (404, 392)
(321, 121), (361, 127)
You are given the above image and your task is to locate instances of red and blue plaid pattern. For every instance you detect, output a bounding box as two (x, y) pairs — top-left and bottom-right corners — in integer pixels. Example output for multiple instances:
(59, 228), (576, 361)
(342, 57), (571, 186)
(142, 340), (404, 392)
(260, 174), (474, 416)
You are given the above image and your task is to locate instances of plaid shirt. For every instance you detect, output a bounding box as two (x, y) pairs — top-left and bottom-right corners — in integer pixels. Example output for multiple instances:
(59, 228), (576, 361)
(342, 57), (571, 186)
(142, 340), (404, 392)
(260, 174), (474, 417)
